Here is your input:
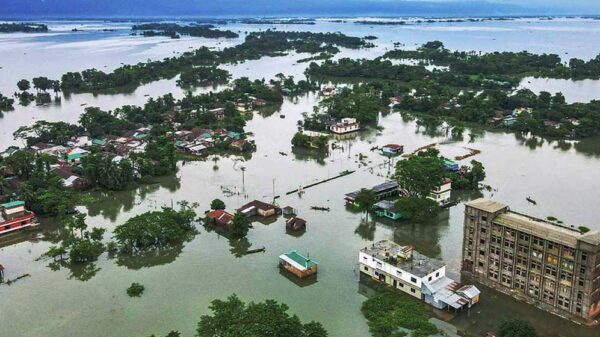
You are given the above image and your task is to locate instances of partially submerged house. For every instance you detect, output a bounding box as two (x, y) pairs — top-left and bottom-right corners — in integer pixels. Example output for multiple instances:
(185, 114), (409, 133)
(374, 200), (403, 220)
(286, 217), (306, 232)
(329, 118), (360, 134)
(381, 144), (404, 157)
(237, 200), (280, 217)
(0, 201), (37, 235)
(428, 178), (452, 206)
(359, 240), (480, 311)
(279, 250), (318, 278)
(345, 181), (399, 207)
(282, 206), (296, 217)
(206, 209), (234, 228)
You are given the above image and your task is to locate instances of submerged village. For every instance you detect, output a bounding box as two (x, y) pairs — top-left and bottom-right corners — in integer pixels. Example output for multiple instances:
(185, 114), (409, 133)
(1, 19), (600, 337)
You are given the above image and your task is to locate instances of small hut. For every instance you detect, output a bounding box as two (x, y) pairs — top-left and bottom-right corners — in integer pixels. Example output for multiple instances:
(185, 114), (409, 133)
(286, 217), (306, 232)
(282, 206), (296, 217)
(279, 251), (318, 278)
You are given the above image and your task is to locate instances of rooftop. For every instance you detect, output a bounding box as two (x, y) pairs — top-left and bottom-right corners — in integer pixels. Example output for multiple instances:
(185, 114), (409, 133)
(495, 211), (600, 247)
(346, 181), (399, 198)
(280, 250), (318, 270)
(361, 240), (445, 278)
(1, 200), (25, 209)
(465, 198), (508, 213)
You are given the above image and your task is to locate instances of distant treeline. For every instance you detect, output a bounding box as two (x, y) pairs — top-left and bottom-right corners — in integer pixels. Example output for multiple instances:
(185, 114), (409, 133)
(56, 30), (373, 93)
(0, 23), (48, 33)
(131, 23), (239, 39)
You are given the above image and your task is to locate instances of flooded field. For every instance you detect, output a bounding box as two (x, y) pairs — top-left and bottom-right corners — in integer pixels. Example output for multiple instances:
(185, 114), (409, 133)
(1, 18), (600, 337)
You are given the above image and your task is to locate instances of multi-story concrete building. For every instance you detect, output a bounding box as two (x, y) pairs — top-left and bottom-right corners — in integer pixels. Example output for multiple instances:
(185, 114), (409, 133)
(462, 198), (600, 322)
(360, 240), (480, 311)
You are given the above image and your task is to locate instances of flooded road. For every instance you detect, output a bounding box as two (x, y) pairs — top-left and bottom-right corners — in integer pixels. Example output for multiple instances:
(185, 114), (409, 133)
(1, 19), (600, 337)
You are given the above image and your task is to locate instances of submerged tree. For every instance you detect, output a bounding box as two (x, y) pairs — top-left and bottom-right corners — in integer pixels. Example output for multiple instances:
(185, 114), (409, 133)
(230, 212), (251, 239)
(196, 294), (328, 337)
(354, 188), (377, 220)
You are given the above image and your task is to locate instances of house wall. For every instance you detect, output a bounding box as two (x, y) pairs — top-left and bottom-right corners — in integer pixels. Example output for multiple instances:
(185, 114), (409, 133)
(258, 209), (276, 217)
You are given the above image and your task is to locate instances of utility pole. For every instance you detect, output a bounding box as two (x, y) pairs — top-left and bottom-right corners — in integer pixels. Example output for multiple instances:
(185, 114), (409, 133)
(241, 166), (246, 195)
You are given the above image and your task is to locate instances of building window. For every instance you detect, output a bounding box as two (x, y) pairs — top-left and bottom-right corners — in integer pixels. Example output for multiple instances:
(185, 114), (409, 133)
(546, 254), (558, 265)
(410, 277), (417, 283)
(545, 265), (558, 277)
(519, 233), (530, 241)
(481, 215), (487, 222)
(396, 270), (402, 277)
(410, 288), (416, 293)
(364, 266), (369, 271)
(533, 237), (544, 246)
(435, 272), (439, 277)
(428, 276), (432, 281)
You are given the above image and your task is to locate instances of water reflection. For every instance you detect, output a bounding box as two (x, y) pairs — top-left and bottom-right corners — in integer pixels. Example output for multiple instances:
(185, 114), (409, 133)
(278, 268), (318, 287)
(291, 147), (328, 165)
(115, 241), (188, 270)
(48, 259), (101, 282)
(354, 219), (377, 241)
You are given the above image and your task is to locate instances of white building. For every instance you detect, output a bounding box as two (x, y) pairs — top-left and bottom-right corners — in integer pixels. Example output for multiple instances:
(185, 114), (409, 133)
(329, 118), (360, 134)
(428, 178), (452, 206)
(359, 240), (479, 310)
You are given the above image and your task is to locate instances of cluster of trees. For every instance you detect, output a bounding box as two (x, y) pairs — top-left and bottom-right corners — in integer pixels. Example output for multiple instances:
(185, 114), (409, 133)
(392, 148), (485, 222)
(113, 204), (197, 253)
(384, 40), (600, 80)
(307, 58), (429, 82)
(0, 23), (48, 33)
(291, 132), (328, 151)
(196, 295), (328, 337)
(177, 66), (231, 87)
(318, 84), (386, 124)
(361, 292), (438, 337)
(57, 30), (371, 93)
(270, 74), (319, 96)
(2, 150), (80, 217)
(0, 93), (15, 112)
(46, 214), (106, 263)
(498, 319), (538, 337)
(126, 282), (145, 297)
(131, 23), (239, 39)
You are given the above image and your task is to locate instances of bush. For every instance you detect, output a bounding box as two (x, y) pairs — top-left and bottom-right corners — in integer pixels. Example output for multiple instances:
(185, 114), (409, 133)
(127, 282), (145, 297)
(498, 319), (537, 337)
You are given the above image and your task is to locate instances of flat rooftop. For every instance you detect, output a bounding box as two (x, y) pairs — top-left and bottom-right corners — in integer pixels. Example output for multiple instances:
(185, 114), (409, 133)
(361, 240), (445, 278)
(465, 198), (508, 213)
(495, 211), (600, 247)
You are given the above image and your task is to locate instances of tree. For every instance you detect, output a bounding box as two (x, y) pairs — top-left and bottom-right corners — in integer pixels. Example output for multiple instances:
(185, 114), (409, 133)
(17, 79), (30, 91)
(394, 197), (440, 223)
(395, 152), (445, 198)
(354, 188), (377, 220)
(467, 160), (486, 188)
(126, 282), (145, 297)
(498, 319), (537, 337)
(210, 199), (226, 210)
(32, 77), (53, 92)
(197, 294), (328, 337)
(230, 212), (250, 238)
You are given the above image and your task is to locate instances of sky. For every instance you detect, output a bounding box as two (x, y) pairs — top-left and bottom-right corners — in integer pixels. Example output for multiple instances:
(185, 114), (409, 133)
(1, 0), (600, 18)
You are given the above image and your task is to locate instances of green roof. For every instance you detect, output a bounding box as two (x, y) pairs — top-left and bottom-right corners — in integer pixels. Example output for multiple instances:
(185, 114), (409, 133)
(2, 200), (25, 208)
(285, 250), (318, 268)
(92, 139), (106, 146)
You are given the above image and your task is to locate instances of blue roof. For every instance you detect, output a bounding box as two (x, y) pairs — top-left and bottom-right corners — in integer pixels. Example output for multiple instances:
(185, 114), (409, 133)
(2, 200), (25, 208)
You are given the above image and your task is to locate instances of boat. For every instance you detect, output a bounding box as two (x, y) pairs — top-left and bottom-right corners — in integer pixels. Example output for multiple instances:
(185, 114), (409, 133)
(526, 196), (537, 205)
(280, 114), (285, 118)
(310, 206), (330, 211)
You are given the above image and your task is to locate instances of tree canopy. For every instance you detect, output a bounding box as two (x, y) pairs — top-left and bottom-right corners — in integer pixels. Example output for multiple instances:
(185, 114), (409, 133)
(498, 319), (538, 337)
(197, 294), (328, 337)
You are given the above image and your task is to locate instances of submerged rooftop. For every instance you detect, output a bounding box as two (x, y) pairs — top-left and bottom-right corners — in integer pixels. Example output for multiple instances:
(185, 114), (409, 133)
(361, 240), (445, 278)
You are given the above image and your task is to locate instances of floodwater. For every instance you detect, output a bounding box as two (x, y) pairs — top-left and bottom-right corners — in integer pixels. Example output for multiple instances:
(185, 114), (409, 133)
(1, 19), (600, 337)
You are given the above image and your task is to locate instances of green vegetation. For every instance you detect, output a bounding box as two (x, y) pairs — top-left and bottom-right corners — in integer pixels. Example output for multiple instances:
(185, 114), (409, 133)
(394, 197), (440, 223)
(396, 149), (445, 198)
(317, 84), (386, 124)
(196, 294), (328, 337)
(230, 212), (251, 238)
(46, 214), (106, 263)
(57, 30), (371, 93)
(13, 120), (81, 146)
(355, 188), (377, 220)
(0, 93), (15, 112)
(578, 226), (591, 233)
(0, 23), (48, 33)
(384, 41), (600, 80)
(306, 41), (600, 139)
(362, 292), (438, 337)
(498, 319), (538, 337)
(126, 282), (145, 297)
(210, 199), (226, 210)
(113, 204), (197, 252)
(132, 23), (238, 39)
(291, 132), (328, 151)
(177, 66), (230, 87)
(2, 149), (81, 217)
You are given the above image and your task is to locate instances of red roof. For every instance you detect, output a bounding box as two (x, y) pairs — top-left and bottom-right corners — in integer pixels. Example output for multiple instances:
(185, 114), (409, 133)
(207, 210), (233, 226)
